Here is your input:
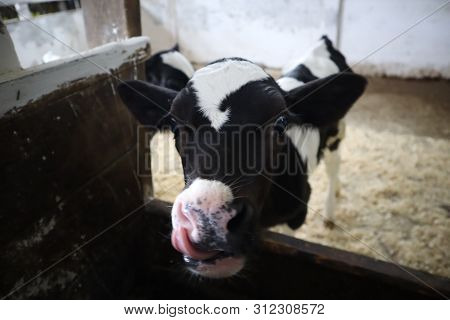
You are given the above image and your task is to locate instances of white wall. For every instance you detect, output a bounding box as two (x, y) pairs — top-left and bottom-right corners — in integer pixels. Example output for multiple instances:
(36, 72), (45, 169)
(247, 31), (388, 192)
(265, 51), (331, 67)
(140, 0), (176, 52)
(341, 0), (450, 78)
(174, 0), (339, 68)
(141, 0), (450, 78)
(6, 9), (88, 69)
(142, 0), (339, 68)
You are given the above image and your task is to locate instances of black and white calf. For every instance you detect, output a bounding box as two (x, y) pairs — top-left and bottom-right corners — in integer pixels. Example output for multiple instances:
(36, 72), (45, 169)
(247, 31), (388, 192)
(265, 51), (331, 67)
(277, 35), (355, 228)
(145, 44), (195, 91)
(118, 57), (366, 278)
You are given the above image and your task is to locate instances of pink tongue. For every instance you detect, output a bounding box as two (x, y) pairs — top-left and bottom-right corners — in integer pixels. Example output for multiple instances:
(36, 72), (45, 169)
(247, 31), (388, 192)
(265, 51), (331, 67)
(171, 228), (219, 261)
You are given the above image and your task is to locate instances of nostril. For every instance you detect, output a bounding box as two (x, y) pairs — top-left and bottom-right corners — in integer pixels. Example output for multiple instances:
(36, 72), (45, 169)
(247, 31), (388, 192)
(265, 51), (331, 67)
(177, 202), (196, 231)
(227, 200), (249, 233)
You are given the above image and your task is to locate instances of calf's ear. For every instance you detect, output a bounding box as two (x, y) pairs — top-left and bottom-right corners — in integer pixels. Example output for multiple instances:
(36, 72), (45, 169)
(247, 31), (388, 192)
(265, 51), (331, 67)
(117, 80), (177, 126)
(284, 73), (367, 127)
(171, 43), (180, 51)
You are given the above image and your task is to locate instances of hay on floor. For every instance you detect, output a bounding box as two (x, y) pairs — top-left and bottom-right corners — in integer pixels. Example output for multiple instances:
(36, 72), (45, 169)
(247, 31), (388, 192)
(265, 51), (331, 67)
(150, 76), (450, 278)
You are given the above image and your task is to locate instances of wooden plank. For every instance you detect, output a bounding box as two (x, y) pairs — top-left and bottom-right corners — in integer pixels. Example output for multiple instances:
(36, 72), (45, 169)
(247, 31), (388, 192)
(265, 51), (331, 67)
(0, 36), (150, 117)
(124, 0), (141, 39)
(140, 201), (450, 299)
(3, 194), (448, 298)
(80, 0), (141, 48)
(0, 39), (152, 298)
(0, 18), (21, 73)
(263, 231), (450, 298)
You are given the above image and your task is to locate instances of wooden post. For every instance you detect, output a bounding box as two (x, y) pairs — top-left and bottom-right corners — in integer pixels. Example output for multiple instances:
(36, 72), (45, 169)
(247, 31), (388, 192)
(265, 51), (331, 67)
(0, 18), (21, 74)
(80, 0), (152, 201)
(80, 0), (141, 48)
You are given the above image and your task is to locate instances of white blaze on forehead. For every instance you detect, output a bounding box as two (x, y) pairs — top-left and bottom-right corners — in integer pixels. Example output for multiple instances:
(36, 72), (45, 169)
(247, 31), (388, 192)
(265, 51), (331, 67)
(161, 51), (195, 78)
(282, 38), (339, 78)
(286, 125), (320, 174)
(191, 59), (270, 130)
(277, 77), (304, 91)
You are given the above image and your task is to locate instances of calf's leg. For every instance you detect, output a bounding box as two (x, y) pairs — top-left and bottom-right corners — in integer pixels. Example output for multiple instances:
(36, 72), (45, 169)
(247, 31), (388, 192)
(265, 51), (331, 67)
(323, 149), (340, 228)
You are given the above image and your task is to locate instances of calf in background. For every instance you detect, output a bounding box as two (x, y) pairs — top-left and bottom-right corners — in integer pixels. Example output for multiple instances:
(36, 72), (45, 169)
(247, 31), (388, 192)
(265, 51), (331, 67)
(277, 35), (363, 228)
(118, 57), (366, 278)
(145, 44), (195, 91)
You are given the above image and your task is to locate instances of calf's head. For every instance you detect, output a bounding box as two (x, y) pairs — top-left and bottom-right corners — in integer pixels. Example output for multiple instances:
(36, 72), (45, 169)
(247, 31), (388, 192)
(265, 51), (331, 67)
(118, 58), (366, 278)
(145, 45), (195, 91)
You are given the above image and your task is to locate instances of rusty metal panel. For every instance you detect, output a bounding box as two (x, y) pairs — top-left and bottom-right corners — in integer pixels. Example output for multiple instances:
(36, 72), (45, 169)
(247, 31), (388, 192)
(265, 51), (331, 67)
(0, 40), (152, 298)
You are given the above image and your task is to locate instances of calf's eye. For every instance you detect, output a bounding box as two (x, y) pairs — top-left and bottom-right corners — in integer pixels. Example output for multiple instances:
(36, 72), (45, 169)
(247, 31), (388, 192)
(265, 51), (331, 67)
(274, 116), (288, 134)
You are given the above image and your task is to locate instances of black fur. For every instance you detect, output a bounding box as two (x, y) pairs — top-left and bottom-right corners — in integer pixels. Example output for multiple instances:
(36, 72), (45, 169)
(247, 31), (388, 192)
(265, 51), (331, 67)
(145, 46), (192, 91)
(118, 55), (367, 271)
(281, 35), (360, 165)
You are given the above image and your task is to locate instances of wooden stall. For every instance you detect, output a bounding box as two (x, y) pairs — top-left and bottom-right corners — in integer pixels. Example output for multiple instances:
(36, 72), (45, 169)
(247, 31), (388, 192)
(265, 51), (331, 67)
(0, 0), (449, 299)
(0, 0), (154, 299)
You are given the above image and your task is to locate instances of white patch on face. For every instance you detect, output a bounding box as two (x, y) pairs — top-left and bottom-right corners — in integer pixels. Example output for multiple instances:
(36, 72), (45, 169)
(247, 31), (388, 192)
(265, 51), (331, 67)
(277, 76), (304, 92)
(286, 125), (320, 174)
(191, 59), (270, 130)
(161, 51), (195, 78)
(282, 38), (339, 78)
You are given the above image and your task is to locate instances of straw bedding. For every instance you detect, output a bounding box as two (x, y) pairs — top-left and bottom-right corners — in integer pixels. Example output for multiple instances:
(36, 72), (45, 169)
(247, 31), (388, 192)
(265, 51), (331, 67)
(150, 78), (450, 277)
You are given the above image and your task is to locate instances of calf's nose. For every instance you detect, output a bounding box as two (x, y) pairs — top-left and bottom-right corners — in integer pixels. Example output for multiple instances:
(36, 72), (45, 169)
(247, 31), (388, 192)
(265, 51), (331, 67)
(170, 178), (255, 257)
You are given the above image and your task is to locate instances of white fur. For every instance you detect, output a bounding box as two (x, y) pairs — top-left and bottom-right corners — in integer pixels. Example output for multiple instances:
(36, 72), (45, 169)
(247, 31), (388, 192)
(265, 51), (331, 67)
(282, 38), (339, 78)
(184, 178), (233, 208)
(172, 178), (234, 242)
(276, 77), (304, 91)
(285, 125), (320, 174)
(191, 59), (269, 130)
(326, 120), (346, 148)
(161, 51), (195, 78)
(281, 39), (346, 227)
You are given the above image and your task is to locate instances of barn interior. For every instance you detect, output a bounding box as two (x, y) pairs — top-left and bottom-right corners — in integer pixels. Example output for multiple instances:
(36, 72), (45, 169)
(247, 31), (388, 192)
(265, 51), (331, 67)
(152, 76), (450, 278)
(0, 0), (449, 299)
(143, 0), (450, 279)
